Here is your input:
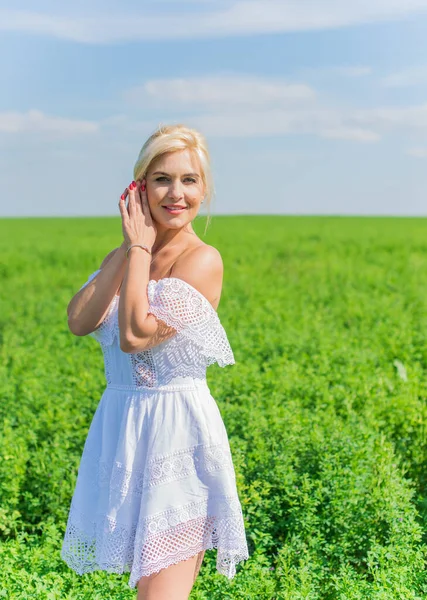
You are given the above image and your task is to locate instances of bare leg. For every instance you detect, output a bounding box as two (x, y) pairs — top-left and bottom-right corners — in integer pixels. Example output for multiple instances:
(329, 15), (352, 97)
(193, 550), (205, 583)
(137, 550), (205, 600)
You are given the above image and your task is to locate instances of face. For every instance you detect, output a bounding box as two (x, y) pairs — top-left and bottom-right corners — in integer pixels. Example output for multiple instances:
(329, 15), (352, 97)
(144, 149), (205, 229)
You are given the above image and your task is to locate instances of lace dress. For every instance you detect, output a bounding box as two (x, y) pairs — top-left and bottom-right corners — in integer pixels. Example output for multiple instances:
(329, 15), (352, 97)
(61, 270), (249, 589)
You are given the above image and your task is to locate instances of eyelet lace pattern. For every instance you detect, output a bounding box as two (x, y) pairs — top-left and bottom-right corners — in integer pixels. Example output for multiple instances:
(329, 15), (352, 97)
(62, 495), (249, 588)
(77, 442), (236, 498)
(130, 350), (157, 387)
(65, 269), (249, 586)
(147, 278), (235, 368)
(78, 271), (236, 387)
(146, 443), (235, 488)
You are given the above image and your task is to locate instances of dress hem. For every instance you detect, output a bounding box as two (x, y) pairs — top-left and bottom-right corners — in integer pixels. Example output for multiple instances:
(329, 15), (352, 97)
(61, 541), (249, 589)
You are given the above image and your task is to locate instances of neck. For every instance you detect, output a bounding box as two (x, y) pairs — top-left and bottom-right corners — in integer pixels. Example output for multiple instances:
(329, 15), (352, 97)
(151, 222), (194, 254)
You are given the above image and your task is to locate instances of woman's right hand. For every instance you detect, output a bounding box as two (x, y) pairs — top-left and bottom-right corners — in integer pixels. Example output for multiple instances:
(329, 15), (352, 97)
(119, 180), (157, 251)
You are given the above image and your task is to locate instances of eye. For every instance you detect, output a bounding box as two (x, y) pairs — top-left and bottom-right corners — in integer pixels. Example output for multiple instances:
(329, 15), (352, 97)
(183, 177), (197, 183)
(155, 176), (169, 182)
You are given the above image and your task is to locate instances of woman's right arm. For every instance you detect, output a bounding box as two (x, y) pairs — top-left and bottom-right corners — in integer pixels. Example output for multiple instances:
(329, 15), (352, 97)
(67, 242), (127, 336)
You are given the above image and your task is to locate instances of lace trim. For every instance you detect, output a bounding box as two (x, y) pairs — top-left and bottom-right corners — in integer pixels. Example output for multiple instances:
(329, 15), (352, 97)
(61, 495), (249, 588)
(146, 443), (235, 488)
(78, 272), (235, 385)
(147, 278), (235, 368)
(78, 442), (236, 496)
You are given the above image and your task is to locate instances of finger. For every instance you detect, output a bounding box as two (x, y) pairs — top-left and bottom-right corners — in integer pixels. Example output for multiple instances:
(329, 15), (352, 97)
(137, 180), (146, 215)
(140, 180), (152, 222)
(134, 180), (143, 214)
(118, 194), (129, 224)
(121, 188), (130, 213)
(138, 178), (146, 203)
(128, 181), (136, 219)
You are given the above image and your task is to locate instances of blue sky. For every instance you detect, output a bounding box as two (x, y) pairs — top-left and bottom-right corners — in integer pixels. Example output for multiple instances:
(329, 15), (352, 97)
(1, 1), (427, 217)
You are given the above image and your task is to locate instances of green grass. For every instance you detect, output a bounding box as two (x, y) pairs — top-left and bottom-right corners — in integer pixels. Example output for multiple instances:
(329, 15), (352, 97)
(1, 215), (427, 599)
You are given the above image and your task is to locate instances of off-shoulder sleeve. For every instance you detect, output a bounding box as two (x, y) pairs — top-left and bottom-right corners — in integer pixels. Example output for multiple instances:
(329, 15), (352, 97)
(147, 277), (235, 368)
(78, 269), (119, 346)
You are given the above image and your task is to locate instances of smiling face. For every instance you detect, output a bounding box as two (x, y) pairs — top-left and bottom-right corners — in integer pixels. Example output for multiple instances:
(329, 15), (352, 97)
(144, 149), (205, 229)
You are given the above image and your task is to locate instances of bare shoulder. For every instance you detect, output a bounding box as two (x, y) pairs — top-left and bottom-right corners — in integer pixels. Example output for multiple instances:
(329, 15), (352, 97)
(171, 243), (224, 309)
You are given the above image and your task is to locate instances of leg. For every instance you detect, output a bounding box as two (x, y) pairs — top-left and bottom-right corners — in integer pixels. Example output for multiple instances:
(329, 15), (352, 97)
(137, 550), (205, 600)
(193, 550), (205, 583)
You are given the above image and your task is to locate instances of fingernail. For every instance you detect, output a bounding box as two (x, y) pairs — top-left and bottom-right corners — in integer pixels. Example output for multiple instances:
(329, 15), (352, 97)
(120, 194), (125, 200)
(141, 185), (146, 192)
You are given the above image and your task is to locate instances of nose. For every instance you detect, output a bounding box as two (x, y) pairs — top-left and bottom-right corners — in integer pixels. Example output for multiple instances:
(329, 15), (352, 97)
(168, 179), (184, 200)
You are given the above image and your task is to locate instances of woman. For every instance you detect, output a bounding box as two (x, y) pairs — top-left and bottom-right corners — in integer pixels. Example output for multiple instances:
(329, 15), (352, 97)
(61, 124), (249, 599)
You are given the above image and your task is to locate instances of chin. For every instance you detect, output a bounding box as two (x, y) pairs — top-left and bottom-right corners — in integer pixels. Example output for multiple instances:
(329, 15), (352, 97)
(154, 216), (190, 229)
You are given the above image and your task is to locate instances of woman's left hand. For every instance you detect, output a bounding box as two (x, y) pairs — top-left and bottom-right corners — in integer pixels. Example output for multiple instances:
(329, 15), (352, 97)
(119, 180), (157, 251)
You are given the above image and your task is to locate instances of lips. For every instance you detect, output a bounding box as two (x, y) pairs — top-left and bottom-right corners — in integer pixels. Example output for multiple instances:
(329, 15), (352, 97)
(163, 206), (186, 213)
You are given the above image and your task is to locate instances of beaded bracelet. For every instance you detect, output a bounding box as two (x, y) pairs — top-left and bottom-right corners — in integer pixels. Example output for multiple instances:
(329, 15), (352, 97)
(126, 244), (152, 258)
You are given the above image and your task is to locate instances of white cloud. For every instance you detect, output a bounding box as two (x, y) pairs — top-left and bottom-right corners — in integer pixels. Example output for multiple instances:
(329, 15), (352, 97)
(185, 109), (380, 141)
(120, 74), (427, 142)
(4, 77), (427, 146)
(406, 147), (427, 157)
(0, 109), (99, 135)
(353, 104), (427, 129)
(382, 66), (427, 87)
(105, 109), (381, 142)
(125, 75), (316, 109)
(182, 101), (427, 141)
(2, 1), (427, 43)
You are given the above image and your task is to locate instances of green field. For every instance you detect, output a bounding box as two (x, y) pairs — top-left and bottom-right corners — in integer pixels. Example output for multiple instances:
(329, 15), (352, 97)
(1, 215), (427, 599)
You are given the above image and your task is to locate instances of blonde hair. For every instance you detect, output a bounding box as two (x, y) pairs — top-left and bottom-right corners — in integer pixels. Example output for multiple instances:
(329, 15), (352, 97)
(133, 123), (213, 233)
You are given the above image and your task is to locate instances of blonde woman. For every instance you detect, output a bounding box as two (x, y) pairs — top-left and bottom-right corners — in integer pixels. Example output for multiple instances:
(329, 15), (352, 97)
(61, 124), (249, 599)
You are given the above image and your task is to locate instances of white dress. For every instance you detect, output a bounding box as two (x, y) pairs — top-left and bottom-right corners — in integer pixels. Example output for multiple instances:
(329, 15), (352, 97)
(61, 270), (249, 589)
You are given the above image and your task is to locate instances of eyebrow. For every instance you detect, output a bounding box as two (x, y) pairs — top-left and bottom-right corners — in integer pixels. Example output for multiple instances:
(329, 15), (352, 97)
(152, 171), (200, 178)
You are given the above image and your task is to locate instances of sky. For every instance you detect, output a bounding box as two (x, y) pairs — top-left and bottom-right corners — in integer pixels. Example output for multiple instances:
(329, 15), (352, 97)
(0, 1), (427, 217)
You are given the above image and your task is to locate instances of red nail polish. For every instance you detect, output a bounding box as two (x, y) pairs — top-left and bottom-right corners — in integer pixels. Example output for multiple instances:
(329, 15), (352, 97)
(120, 194), (125, 200)
(141, 185), (146, 192)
